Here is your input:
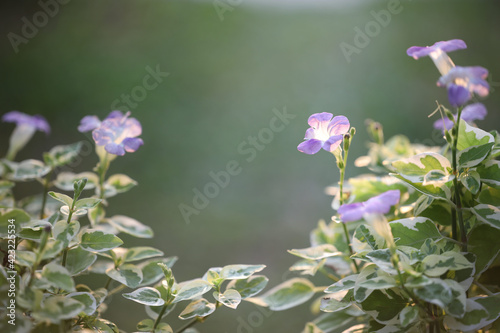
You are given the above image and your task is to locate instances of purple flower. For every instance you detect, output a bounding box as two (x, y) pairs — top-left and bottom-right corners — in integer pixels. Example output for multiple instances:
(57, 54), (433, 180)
(2, 111), (50, 134)
(437, 66), (489, 107)
(407, 39), (467, 59)
(433, 103), (487, 132)
(407, 39), (466, 75)
(297, 113), (350, 155)
(78, 111), (143, 156)
(338, 190), (400, 222)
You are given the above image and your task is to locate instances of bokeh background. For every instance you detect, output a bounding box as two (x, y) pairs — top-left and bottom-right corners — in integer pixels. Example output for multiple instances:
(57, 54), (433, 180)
(1, 0), (499, 331)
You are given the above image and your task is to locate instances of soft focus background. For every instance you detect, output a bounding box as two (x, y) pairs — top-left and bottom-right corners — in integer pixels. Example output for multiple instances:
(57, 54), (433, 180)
(1, 0), (499, 331)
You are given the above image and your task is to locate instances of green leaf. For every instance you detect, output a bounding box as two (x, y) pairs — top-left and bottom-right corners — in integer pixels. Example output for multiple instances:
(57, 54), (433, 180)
(138, 256), (178, 286)
(392, 173), (451, 199)
(80, 230), (123, 252)
(414, 279), (466, 318)
(457, 119), (494, 151)
(106, 215), (153, 238)
(353, 224), (384, 253)
(67, 292), (97, 315)
(32, 296), (85, 323)
(458, 143), (494, 168)
(400, 306), (419, 327)
(12, 159), (51, 181)
(477, 160), (500, 189)
(156, 323), (174, 333)
(478, 185), (500, 206)
(320, 289), (353, 313)
(468, 224), (500, 276)
(324, 275), (358, 293)
(137, 319), (154, 331)
(16, 250), (36, 267)
(65, 246), (97, 275)
(53, 220), (80, 247)
(251, 278), (316, 311)
(288, 244), (342, 260)
(123, 247), (164, 263)
(220, 264), (266, 280)
(459, 170), (481, 195)
(289, 259), (324, 276)
(74, 198), (102, 210)
(179, 298), (216, 320)
(392, 152), (451, 183)
(173, 279), (213, 303)
(359, 271), (397, 290)
(473, 204), (500, 230)
(48, 191), (73, 207)
(348, 176), (408, 203)
(364, 249), (397, 275)
(359, 289), (407, 324)
(0, 209), (29, 236)
(354, 264), (378, 303)
(213, 289), (241, 309)
(43, 142), (83, 167)
(54, 172), (98, 191)
(123, 287), (165, 306)
(415, 197), (451, 226)
(106, 264), (143, 288)
(389, 217), (442, 248)
(226, 275), (269, 299)
(103, 174), (137, 198)
(41, 262), (75, 292)
(421, 252), (473, 277)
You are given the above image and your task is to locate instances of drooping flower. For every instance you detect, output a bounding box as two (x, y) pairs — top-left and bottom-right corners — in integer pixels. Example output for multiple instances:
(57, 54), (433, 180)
(2, 111), (50, 133)
(2, 111), (50, 160)
(437, 66), (489, 107)
(407, 39), (466, 75)
(337, 190), (400, 222)
(433, 103), (487, 132)
(78, 111), (143, 156)
(297, 113), (350, 155)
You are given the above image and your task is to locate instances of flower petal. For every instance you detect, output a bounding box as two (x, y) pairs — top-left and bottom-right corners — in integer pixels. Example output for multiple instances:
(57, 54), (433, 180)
(105, 142), (126, 156)
(328, 115), (350, 136)
(338, 202), (365, 222)
(107, 110), (124, 119)
(406, 39), (466, 59)
(78, 115), (101, 132)
(322, 135), (343, 152)
(123, 137), (144, 152)
(433, 118), (454, 132)
(461, 103), (487, 122)
(307, 112), (332, 129)
(448, 84), (471, 107)
(364, 190), (400, 215)
(2, 111), (50, 134)
(297, 139), (323, 155)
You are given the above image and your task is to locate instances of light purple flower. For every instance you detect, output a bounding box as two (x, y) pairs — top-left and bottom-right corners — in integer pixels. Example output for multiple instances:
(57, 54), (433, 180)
(407, 39), (466, 75)
(2, 111), (50, 134)
(433, 103), (487, 132)
(338, 190), (400, 222)
(297, 113), (350, 155)
(78, 111), (143, 156)
(437, 66), (489, 107)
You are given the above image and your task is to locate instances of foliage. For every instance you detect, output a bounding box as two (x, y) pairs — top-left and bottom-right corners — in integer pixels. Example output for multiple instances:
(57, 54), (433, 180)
(0, 112), (267, 332)
(251, 39), (500, 332)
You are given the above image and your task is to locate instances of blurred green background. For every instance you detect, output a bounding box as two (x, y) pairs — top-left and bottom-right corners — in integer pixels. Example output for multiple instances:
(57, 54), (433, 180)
(1, 0), (499, 331)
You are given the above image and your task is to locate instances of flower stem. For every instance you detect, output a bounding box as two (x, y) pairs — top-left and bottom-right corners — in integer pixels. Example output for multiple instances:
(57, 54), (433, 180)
(451, 107), (467, 252)
(153, 302), (170, 331)
(338, 146), (359, 273)
(39, 168), (54, 219)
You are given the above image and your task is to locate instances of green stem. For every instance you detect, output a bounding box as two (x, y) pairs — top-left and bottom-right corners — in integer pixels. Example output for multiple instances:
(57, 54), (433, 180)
(451, 107), (467, 251)
(153, 302), (170, 331)
(61, 248), (68, 267)
(318, 267), (339, 282)
(104, 277), (113, 290)
(39, 169), (54, 219)
(28, 227), (50, 287)
(338, 147), (359, 273)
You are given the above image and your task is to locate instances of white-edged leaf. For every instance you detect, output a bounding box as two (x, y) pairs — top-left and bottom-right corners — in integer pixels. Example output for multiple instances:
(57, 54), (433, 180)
(123, 287), (165, 306)
(107, 215), (153, 238)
